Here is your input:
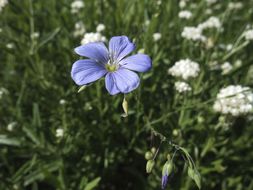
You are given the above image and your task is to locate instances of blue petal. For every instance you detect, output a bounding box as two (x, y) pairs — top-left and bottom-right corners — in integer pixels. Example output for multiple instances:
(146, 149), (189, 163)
(75, 42), (109, 64)
(120, 54), (152, 72)
(161, 174), (169, 189)
(71, 59), (107, 85)
(105, 73), (120, 95)
(112, 68), (140, 93)
(109, 36), (135, 62)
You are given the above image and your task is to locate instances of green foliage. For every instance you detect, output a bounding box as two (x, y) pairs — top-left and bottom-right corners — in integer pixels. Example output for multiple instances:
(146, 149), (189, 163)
(1, 0), (253, 190)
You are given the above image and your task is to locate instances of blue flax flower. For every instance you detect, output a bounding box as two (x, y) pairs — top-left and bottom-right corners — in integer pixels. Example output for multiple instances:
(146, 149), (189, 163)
(161, 172), (169, 189)
(71, 36), (152, 95)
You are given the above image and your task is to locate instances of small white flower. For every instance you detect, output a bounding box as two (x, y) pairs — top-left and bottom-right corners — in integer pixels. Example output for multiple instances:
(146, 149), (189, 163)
(179, 0), (186, 8)
(244, 29), (253, 41)
(0, 0), (8, 12)
(213, 85), (253, 116)
(153, 33), (162, 41)
(156, 0), (162, 5)
(145, 20), (150, 26)
(221, 62), (233, 75)
(168, 59), (200, 80)
(178, 10), (192, 19)
(81, 32), (106, 45)
(226, 44), (233, 51)
(6, 43), (14, 49)
(228, 2), (243, 10)
(30, 32), (40, 39)
(205, 9), (213, 15)
(59, 99), (66, 105)
(182, 26), (206, 42)
(175, 81), (192, 93)
(235, 60), (242, 68)
(7, 122), (17, 131)
(56, 128), (64, 138)
(96, 24), (105, 32)
(71, 0), (84, 14)
(73, 21), (86, 37)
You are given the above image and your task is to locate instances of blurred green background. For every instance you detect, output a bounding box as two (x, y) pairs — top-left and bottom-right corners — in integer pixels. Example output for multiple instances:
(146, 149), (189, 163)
(1, 0), (253, 189)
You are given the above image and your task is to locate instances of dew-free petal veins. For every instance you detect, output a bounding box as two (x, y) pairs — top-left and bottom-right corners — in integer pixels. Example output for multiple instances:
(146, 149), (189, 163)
(120, 54), (152, 72)
(75, 42), (109, 64)
(109, 36), (135, 62)
(113, 68), (140, 93)
(71, 59), (107, 85)
(105, 73), (120, 95)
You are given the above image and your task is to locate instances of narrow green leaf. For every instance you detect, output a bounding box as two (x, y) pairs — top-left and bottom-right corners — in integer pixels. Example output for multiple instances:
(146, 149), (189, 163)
(84, 177), (101, 190)
(37, 27), (61, 50)
(0, 135), (21, 146)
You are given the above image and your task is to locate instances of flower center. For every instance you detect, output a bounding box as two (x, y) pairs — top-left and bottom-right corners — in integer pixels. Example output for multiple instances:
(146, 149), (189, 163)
(105, 64), (118, 72)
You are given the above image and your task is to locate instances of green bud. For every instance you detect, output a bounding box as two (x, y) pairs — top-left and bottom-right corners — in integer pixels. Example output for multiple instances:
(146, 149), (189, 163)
(145, 151), (153, 160)
(166, 154), (171, 161)
(172, 129), (179, 136)
(151, 147), (156, 154)
(121, 97), (128, 117)
(197, 116), (204, 124)
(146, 160), (155, 173)
(162, 161), (173, 176)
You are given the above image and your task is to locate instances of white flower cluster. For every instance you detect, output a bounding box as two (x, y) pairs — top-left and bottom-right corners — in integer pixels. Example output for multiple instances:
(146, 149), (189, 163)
(96, 24), (105, 32)
(81, 32), (106, 45)
(228, 2), (243, 10)
(221, 62), (233, 75)
(153, 33), (162, 42)
(0, 0), (8, 12)
(168, 59), (200, 80)
(181, 26), (206, 42)
(59, 99), (66, 105)
(198, 16), (222, 30)
(213, 85), (253, 116)
(56, 128), (64, 138)
(175, 81), (192, 93)
(71, 0), (84, 14)
(178, 10), (192, 19)
(244, 29), (253, 41)
(182, 16), (221, 42)
(73, 21), (86, 37)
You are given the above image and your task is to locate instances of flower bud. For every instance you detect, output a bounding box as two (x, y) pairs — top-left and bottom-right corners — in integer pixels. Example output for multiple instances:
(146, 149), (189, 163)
(166, 154), (171, 161)
(146, 160), (155, 173)
(145, 151), (153, 160)
(151, 147), (156, 154)
(121, 97), (128, 117)
(162, 161), (173, 176)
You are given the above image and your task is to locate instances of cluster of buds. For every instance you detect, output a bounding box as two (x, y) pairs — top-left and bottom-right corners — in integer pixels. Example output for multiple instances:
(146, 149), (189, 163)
(145, 147), (156, 173)
(145, 148), (174, 189)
